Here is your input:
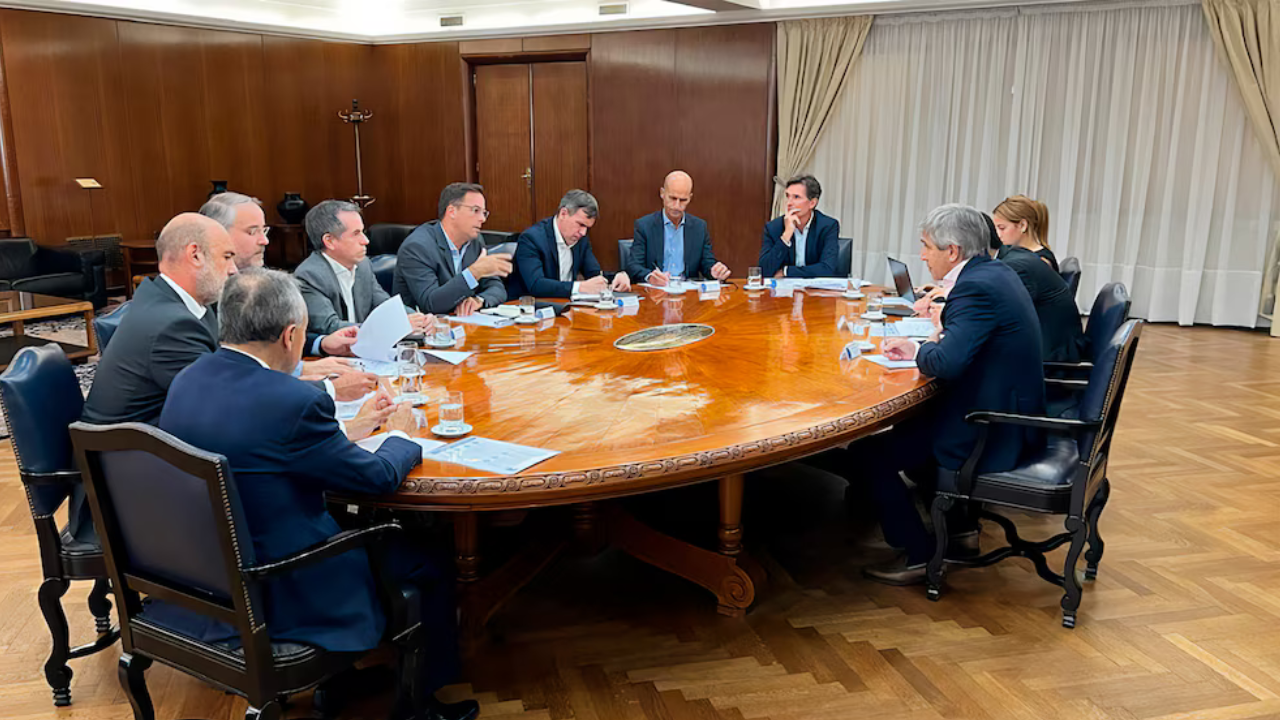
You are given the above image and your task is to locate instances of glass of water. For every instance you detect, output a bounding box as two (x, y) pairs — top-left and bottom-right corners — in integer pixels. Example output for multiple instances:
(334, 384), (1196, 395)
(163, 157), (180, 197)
(433, 318), (454, 346)
(439, 391), (465, 433)
(867, 291), (883, 315)
(600, 284), (614, 305)
(669, 273), (685, 293)
(748, 267), (763, 287)
(520, 296), (535, 316)
(396, 342), (426, 404)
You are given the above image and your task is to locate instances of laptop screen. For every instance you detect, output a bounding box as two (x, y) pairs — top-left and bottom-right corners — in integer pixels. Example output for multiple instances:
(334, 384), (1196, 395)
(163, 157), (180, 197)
(886, 257), (916, 302)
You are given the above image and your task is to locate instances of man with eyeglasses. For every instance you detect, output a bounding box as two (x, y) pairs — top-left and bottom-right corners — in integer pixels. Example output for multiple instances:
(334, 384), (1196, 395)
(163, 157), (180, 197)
(394, 182), (512, 316)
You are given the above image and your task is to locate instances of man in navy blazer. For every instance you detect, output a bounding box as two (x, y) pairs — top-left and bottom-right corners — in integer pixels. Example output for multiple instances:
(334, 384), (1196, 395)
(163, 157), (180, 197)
(157, 269), (476, 720)
(759, 175), (842, 278)
(857, 204), (1045, 585)
(626, 171), (730, 285)
(394, 182), (512, 315)
(510, 189), (630, 298)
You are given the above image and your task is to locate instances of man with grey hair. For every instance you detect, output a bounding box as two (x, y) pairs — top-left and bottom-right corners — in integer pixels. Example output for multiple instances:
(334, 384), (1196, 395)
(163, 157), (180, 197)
(295, 199), (434, 335)
(509, 189), (630, 298)
(156, 269), (479, 720)
(199, 192), (269, 270)
(759, 174), (841, 278)
(394, 182), (512, 315)
(848, 204), (1045, 585)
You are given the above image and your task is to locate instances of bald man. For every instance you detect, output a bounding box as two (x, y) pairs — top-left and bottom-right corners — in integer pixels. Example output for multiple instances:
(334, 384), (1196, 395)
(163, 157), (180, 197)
(627, 171), (730, 286)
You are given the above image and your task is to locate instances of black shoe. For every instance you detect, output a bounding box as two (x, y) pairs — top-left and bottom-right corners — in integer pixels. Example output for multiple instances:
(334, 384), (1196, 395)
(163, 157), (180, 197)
(863, 554), (929, 586)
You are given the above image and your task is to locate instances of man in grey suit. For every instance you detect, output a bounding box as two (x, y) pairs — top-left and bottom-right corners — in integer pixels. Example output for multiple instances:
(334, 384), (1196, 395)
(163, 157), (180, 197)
(393, 182), (512, 315)
(295, 199), (434, 336)
(627, 171), (731, 286)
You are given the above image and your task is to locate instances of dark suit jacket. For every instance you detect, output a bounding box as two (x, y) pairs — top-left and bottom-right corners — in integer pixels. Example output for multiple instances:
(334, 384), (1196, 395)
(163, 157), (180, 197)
(917, 254), (1045, 473)
(998, 246), (1084, 363)
(509, 217), (603, 298)
(627, 211), (717, 282)
(82, 277), (218, 425)
(156, 349), (421, 652)
(759, 209), (841, 278)
(392, 221), (506, 314)
(294, 251), (392, 335)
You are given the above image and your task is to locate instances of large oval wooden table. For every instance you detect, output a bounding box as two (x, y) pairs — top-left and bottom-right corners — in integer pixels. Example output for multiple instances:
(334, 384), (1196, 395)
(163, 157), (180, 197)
(350, 282), (937, 636)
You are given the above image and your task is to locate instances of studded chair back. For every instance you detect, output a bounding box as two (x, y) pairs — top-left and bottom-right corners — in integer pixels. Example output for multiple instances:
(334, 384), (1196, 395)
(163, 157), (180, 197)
(1058, 256), (1081, 300)
(1082, 282), (1130, 362)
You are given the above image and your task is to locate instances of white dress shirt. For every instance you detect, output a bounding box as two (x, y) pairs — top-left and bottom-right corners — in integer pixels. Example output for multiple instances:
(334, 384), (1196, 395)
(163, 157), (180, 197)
(159, 274), (207, 320)
(321, 252), (358, 323)
(551, 220), (580, 294)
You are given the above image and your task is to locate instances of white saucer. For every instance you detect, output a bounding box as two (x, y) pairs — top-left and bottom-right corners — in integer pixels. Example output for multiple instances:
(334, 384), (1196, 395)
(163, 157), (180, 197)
(862, 311), (887, 321)
(431, 422), (472, 438)
(426, 338), (456, 349)
(745, 283), (765, 291)
(514, 315), (539, 324)
(594, 300), (617, 310)
(843, 291), (866, 299)
(851, 340), (876, 352)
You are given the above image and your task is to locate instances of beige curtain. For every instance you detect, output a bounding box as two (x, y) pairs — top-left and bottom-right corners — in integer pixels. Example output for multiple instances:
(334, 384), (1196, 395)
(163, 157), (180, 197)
(1203, 0), (1280, 330)
(774, 16), (873, 216)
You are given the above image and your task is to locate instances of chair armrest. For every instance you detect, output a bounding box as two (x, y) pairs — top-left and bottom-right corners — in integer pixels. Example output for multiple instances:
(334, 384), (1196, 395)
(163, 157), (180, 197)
(21, 469), (83, 486)
(965, 410), (1100, 432)
(31, 246), (83, 276)
(1044, 361), (1092, 370)
(241, 522), (402, 580)
(1044, 378), (1088, 389)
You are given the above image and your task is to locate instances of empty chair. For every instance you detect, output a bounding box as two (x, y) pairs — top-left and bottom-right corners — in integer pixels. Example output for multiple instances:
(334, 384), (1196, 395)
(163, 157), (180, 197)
(1058, 256), (1082, 301)
(92, 301), (131, 355)
(925, 319), (1144, 628)
(365, 223), (415, 257)
(0, 345), (118, 707)
(69, 421), (433, 720)
(837, 237), (852, 277)
(368, 253), (397, 296)
(618, 238), (634, 273)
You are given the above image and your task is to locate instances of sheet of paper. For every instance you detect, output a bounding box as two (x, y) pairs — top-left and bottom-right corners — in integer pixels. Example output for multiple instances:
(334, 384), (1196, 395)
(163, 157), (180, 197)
(351, 295), (413, 362)
(771, 278), (848, 292)
(636, 283), (694, 293)
(881, 296), (914, 307)
(351, 357), (399, 377)
(424, 436), (560, 474)
(861, 354), (918, 369)
(356, 432), (447, 459)
(481, 305), (523, 318)
(333, 391), (376, 420)
(445, 313), (512, 328)
(423, 350), (474, 365)
(870, 319), (934, 338)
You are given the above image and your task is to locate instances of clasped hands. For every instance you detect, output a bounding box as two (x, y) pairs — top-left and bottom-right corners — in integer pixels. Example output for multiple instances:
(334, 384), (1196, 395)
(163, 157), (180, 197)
(343, 388), (419, 442)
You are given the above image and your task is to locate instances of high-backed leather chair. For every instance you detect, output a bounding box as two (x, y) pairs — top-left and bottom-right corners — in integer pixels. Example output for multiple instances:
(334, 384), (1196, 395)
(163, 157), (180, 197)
(365, 223), (415, 258)
(69, 421), (432, 720)
(369, 254), (397, 296)
(0, 345), (118, 706)
(1058, 256), (1082, 301)
(0, 238), (107, 309)
(1048, 282), (1130, 372)
(92, 301), (132, 355)
(617, 239), (633, 273)
(481, 230), (515, 248)
(488, 241), (517, 257)
(837, 237), (852, 277)
(925, 319), (1144, 628)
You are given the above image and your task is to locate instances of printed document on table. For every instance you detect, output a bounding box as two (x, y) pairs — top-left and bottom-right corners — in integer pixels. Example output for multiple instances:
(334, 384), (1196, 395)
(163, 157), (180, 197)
(861, 354), (918, 369)
(424, 436), (560, 474)
(423, 350), (473, 365)
(351, 295), (413, 361)
(356, 432), (446, 459)
(445, 313), (512, 328)
(870, 319), (934, 338)
(635, 283), (693, 293)
(351, 357), (399, 376)
(881, 296), (914, 307)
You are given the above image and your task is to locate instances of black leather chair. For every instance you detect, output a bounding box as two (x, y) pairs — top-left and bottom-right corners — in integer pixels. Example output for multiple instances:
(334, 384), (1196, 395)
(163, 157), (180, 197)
(925, 319), (1144, 629)
(617, 239), (633, 272)
(488, 241), (517, 257)
(69, 421), (432, 720)
(93, 301), (132, 354)
(837, 237), (852, 277)
(369, 254), (397, 296)
(0, 238), (107, 309)
(481, 230), (515, 248)
(1050, 282), (1130, 373)
(1059, 256), (1082, 301)
(365, 223), (415, 258)
(0, 345), (118, 707)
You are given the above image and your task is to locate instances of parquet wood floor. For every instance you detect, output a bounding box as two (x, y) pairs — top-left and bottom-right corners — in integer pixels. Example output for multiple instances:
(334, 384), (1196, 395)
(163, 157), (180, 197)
(4, 324), (1280, 720)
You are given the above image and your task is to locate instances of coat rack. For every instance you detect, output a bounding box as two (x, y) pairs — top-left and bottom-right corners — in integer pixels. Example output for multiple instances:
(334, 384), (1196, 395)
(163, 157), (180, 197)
(338, 99), (374, 208)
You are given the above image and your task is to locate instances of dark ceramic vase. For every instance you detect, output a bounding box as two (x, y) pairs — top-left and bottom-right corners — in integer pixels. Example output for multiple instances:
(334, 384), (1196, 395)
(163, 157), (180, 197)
(208, 180), (228, 199)
(277, 192), (309, 224)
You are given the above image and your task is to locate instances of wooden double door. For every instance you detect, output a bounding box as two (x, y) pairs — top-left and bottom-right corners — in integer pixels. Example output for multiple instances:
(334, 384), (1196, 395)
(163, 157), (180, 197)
(474, 61), (588, 234)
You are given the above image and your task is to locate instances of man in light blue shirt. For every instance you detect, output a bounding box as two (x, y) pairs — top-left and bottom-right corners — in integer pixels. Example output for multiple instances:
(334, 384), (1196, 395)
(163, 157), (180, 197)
(626, 171), (730, 285)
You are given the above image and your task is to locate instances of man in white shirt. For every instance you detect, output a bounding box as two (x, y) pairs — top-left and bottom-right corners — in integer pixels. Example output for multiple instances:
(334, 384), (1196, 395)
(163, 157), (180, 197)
(510, 190), (631, 299)
(294, 200), (433, 336)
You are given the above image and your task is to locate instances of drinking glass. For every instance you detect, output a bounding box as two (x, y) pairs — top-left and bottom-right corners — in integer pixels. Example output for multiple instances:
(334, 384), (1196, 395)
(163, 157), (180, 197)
(600, 284), (614, 305)
(669, 273), (686, 293)
(439, 391), (465, 433)
(520, 296), (535, 316)
(395, 342), (426, 404)
(433, 318), (454, 346)
(867, 291), (883, 315)
(748, 267), (763, 287)
(847, 275), (860, 294)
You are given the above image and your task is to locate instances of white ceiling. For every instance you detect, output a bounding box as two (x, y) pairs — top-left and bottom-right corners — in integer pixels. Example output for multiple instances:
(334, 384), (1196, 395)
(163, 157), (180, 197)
(0, 0), (1092, 42)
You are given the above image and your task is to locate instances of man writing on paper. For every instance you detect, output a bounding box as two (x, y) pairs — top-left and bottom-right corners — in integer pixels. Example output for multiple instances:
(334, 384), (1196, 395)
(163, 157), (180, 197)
(759, 175), (841, 278)
(509, 189), (630, 299)
(626, 171), (730, 286)
(294, 199), (434, 336)
(156, 268), (479, 720)
(854, 204), (1044, 585)
(394, 182), (512, 316)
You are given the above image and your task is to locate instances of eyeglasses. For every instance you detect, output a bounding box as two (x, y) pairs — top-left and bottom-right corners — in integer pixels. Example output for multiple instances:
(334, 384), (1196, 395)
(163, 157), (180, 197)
(455, 204), (490, 219)
(246, 226), (271, 239)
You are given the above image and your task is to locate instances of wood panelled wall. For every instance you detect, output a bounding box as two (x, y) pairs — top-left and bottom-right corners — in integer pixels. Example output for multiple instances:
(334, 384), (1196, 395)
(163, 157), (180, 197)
(0, 9), (774, 274)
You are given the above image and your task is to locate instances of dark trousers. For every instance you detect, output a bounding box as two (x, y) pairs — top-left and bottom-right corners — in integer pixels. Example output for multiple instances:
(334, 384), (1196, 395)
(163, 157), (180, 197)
(383, 538), (460, 694)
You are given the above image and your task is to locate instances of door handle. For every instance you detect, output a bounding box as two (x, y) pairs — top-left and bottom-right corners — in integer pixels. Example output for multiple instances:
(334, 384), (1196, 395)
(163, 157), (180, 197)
(521, 167), (532, 188)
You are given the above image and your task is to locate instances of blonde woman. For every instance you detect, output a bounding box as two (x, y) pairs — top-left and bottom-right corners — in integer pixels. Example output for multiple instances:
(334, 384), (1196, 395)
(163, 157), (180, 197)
(992, 195), (1057, 271)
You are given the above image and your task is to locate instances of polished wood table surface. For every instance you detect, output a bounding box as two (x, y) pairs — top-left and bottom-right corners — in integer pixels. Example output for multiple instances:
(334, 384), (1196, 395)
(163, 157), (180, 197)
(351, 282), (938, 632)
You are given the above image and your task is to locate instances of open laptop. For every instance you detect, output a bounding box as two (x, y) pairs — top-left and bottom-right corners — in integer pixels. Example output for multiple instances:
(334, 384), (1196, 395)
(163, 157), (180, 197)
(884, 257), (917, 315)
